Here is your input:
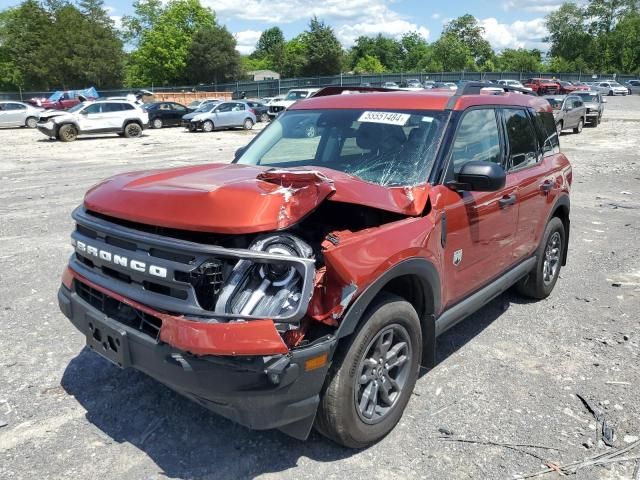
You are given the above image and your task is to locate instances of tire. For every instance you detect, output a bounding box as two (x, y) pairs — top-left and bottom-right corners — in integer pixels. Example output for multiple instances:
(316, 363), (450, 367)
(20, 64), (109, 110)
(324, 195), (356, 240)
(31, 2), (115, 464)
(556, 121), (563, 135)
(202, 120), (214, 132)
(187, 123), (196, 132)
(304, 125), (317, 138)
(243, 118), (254, 130)
(608, 90), (614, 96)
(123, 122), (143, 138)
(152, 118), (163, 129)
(25, 116), (38, 129)
(315, 293), (422, 448)
(260, 113), (269, 122)
(515, 217), (566, 300)
(58, 124), (78, 142)
(597, 114), (602, 125)
(573, 118), (583, 134)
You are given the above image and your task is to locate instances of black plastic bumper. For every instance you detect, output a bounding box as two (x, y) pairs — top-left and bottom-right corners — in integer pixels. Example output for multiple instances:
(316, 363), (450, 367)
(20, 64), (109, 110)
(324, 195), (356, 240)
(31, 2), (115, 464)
(58, 285), (335, 439)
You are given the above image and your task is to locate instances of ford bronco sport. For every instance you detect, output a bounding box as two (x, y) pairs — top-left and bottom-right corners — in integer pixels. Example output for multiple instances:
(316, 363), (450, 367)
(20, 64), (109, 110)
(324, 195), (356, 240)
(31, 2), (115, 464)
(58, 83), (571, 448)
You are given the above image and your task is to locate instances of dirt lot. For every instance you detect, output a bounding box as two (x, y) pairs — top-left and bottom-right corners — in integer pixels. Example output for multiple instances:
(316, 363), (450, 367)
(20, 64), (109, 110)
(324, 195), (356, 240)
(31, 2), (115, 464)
(1, 99), (639, 480)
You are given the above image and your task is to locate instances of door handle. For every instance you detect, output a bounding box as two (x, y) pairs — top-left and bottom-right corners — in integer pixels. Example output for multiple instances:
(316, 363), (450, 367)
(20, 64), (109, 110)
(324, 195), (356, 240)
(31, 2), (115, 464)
(540, 180), (554, 193)
(499, 194), (517, 208)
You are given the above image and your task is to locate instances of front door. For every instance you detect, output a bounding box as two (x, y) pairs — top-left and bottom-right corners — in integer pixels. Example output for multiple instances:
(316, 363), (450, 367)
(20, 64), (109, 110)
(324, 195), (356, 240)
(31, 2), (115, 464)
(439, 107), (519, 307)
(77, 103), (106, 132)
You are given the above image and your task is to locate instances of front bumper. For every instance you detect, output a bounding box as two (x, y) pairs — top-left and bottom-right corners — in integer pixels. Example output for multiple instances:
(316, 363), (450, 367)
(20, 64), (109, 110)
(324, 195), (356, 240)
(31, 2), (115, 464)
(57, 280), (335, 438)
(37, 122), (57, 138)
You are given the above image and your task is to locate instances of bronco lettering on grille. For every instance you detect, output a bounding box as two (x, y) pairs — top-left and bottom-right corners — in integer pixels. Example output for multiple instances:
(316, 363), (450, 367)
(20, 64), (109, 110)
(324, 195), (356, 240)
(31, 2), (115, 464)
(74, 240), (168, 279)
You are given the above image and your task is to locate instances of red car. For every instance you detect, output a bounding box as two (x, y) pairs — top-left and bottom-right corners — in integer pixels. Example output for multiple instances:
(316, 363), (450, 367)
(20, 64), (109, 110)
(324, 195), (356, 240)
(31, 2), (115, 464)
(524, 78), (561, 95)
(27, 88), (97, 110)
(58, 83), (571, 448)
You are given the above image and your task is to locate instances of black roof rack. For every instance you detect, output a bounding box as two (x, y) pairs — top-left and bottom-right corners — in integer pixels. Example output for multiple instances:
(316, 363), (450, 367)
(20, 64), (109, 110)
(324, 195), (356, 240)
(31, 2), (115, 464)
(445, 81), (537, 109)
(457, 81), (537, 96)
(311, 86), (399, 97)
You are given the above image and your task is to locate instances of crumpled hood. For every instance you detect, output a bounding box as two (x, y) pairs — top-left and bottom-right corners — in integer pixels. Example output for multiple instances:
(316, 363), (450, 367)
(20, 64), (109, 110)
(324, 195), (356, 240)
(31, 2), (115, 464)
(83, 163), (431, 234)
(39, 109), (71, 122)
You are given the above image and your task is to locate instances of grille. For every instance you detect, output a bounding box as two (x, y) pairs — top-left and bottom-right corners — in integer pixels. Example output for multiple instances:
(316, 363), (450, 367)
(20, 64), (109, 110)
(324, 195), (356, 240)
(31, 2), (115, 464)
(75, 280), (162, 340)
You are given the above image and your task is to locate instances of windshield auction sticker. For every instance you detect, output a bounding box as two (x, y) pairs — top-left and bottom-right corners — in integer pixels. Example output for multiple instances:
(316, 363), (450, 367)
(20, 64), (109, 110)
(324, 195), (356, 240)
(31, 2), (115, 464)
(358, 111), (411, 126)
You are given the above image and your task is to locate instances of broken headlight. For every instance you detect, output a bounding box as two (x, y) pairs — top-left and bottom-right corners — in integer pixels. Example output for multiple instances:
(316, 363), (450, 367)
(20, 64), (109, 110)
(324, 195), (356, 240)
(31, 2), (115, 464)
(214, 234), (314, 321)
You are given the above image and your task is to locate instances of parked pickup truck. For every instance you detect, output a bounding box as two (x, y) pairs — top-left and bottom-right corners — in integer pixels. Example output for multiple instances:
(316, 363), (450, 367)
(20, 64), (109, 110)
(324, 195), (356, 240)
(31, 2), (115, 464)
(58, 83), (572, 448)
(524, 78), (561, 96)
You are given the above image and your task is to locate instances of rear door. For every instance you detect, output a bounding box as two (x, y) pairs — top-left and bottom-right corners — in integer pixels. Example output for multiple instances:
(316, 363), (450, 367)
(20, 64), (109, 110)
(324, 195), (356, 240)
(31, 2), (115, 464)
(230, 102), (247, 126)
(100, 103), (125, 129)
(439, 107), (519, 306)
(2, 102), (27, 126)
(501, 107), (556, 260)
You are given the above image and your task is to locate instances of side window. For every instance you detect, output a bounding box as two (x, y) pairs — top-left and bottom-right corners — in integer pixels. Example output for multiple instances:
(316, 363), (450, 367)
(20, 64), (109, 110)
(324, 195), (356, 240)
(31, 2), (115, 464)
(531, 110), (560, 157)
(121, 103), (135, 110)
(174, 104), (187, 112)
(7, 103), (27, 110)
(574, 99), (583, 108)
(83, 103), (102, 114)
(503, 109), (539, 170)
(101, 103), (123, 113)
(217, 103), (232, 113)
(448, 108), (502, 177)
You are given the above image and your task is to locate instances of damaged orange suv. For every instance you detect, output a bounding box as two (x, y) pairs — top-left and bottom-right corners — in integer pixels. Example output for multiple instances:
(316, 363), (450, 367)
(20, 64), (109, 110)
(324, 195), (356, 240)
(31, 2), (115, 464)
(58, 83), (571, 448)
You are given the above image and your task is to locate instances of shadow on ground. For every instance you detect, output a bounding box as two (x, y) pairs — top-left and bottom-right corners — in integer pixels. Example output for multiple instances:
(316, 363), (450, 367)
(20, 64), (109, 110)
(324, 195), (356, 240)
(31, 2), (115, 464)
(61, 290), (527, 479)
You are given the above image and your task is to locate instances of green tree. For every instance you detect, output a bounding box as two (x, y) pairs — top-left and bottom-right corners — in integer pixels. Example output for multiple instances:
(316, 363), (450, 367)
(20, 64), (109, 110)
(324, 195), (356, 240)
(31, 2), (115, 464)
(608, 11), (640, 73)
(545, 3), (593, 64)
(353, 55), (386, 74)
(400, 31), (429, 71)
(442, 14), (494, 66)
(252, 26), (286, 73)
(431, 32), (475, 71)
(125, 0), (216, 86)
(350, 35), (404, 71)
(185, 24), (241, 84)
(302, 17), (343, 76)
(121, 0), (164, 45)
(496, 48), (543, 72)
(281, 35), (307, 77)
(586, 0), (639, 34)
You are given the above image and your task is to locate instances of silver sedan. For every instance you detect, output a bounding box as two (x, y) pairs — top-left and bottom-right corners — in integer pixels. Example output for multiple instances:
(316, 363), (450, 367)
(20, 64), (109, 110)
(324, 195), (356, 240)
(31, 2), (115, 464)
(0, 101), (43, 128)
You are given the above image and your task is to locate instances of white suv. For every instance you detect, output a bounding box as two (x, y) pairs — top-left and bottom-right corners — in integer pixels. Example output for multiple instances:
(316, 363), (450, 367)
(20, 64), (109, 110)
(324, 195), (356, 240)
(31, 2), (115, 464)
(267, 88), (320, 118)
(37, 100), (149, 142)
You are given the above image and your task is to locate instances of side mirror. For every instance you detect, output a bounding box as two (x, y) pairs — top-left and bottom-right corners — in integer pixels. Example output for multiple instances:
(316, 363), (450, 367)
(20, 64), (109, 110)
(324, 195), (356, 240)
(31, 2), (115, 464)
(234, 146), (246, 159)
(80, 109), (88, 115)
(453, 161), (506, 192)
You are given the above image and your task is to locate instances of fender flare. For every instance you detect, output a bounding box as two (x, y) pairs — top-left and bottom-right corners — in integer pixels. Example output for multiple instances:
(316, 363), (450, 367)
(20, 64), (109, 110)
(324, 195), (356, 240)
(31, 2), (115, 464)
(335, 257), (441, 333)
(547, 194), (570, 265)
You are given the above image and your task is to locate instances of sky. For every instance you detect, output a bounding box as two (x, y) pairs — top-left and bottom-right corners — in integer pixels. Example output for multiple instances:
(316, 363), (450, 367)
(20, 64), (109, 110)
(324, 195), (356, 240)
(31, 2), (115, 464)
(0, 0), (568, 54)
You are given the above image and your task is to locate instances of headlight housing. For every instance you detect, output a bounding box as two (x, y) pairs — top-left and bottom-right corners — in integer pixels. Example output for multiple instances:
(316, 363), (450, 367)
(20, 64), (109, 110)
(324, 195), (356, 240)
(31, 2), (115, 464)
(212, 234), (314, 322)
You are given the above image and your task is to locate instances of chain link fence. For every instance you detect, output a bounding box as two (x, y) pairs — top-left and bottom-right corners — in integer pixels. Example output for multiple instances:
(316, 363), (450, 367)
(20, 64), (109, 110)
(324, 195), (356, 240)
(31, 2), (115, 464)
(2, 71), (638, 101)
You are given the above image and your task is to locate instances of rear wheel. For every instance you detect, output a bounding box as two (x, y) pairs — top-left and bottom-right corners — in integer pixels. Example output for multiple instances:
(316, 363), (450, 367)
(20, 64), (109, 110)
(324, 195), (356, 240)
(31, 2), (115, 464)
(202, 120), (214, 132)
(25, 116), (38, 129)
(573, 118), (583, 134)
(243, 118), (254, 130)
(315, 293), (422, 448)
(123, 122), (143, 138)
(58, 124), (78, 142)
(515, 217), (566, 299)
(260, 113), (269, 122)
(152, 118), (163, 129)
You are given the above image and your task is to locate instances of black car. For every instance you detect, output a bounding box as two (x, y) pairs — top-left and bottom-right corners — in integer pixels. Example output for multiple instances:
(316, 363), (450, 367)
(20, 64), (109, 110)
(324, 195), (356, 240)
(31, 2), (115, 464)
(242, 100), (269, 122)
(144, 102), (189, 128)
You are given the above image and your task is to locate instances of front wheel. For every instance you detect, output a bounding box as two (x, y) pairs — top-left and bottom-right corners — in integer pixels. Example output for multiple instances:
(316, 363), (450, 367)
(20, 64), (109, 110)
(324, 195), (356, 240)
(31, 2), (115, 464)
(58, 124), (78, 142)
(608, 90), (614, 96)
(202, 120), (214, 132)
(315, 293), (422, 448)
(25, 116), (38, 129)
(515, 217), (566, 299)
(573, 118), (583, 134)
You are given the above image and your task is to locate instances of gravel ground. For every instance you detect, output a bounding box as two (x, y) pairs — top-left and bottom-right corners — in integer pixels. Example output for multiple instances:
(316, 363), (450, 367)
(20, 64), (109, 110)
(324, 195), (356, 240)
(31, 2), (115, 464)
(1, 99), (639, 480)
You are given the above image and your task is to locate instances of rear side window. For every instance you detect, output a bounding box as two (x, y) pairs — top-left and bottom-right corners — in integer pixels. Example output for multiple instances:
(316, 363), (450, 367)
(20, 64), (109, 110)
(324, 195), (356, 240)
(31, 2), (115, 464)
(449, 108), (502, 175)
(101, 103), (124, 112)
(531, 110), (560, 157)
(121, 103), (135, 110)
(503, 109), (539, 170)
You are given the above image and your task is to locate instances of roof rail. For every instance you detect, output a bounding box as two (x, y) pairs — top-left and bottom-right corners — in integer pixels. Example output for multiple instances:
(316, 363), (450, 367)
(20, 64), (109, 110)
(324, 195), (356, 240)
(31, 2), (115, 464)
(311, 86), (399, 97)
(458, 81), (537, 96)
